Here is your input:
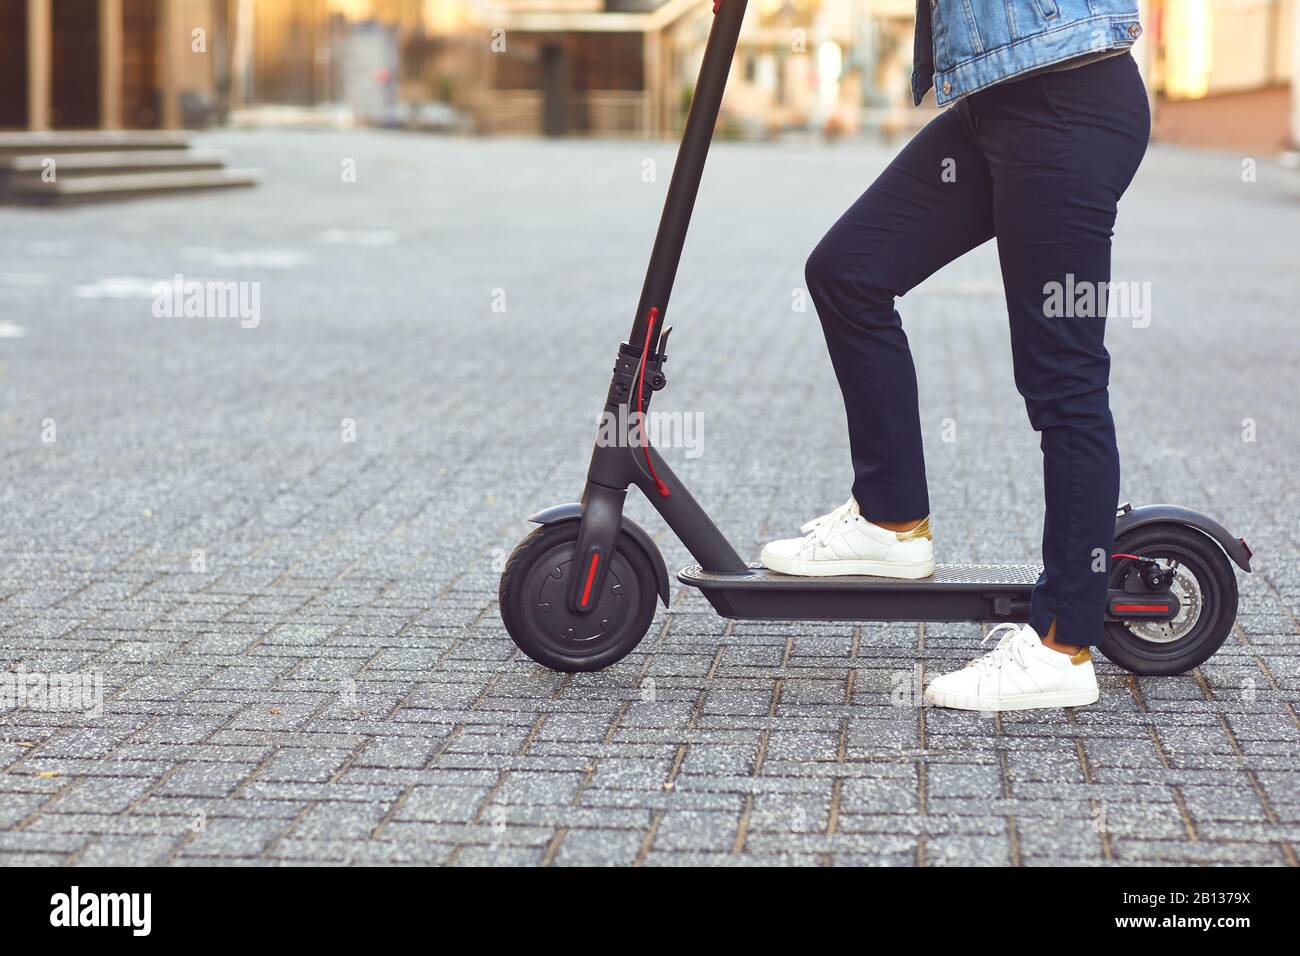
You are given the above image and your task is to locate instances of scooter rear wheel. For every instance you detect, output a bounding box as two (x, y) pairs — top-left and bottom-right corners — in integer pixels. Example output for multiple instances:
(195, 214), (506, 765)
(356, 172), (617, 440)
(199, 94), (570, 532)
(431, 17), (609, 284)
(499, 522), (659, 672)
(1100, 523), (1238, 676)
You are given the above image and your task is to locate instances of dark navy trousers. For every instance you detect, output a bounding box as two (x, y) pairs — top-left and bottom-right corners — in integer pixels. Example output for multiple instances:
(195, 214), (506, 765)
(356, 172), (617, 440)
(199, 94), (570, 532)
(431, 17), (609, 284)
(806, 53), (1150, 646)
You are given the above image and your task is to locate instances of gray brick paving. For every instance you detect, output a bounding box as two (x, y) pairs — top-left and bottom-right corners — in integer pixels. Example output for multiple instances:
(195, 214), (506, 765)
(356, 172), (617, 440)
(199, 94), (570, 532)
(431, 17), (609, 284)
(0, 129), (1296, 866)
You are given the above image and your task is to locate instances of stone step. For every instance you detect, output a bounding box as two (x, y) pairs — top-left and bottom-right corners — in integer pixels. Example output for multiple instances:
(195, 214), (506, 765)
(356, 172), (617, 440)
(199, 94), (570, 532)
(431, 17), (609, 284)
(5, 167), (262, 204)
(3, 150), (228, 182)
(0, 129), (192, 158)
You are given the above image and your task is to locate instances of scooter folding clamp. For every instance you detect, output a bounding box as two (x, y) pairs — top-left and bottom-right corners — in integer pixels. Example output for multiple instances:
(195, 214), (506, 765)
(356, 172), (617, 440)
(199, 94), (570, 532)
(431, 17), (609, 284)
(605, 343), (668, 406)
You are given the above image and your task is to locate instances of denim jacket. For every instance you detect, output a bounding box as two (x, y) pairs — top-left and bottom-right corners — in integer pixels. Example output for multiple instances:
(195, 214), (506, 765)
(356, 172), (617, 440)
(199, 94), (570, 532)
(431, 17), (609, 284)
(913, 0), (1143, 106)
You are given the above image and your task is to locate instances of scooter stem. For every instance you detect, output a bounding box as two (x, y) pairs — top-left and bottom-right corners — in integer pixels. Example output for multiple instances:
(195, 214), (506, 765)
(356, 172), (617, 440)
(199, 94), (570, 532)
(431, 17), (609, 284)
(628, 0), (749, 357)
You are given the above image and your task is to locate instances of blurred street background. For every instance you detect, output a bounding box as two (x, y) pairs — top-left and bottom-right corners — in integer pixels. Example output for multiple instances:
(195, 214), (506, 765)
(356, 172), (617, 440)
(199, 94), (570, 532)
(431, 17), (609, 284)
(0, 0), (1297, 153)
(0, 1), (1297, 866)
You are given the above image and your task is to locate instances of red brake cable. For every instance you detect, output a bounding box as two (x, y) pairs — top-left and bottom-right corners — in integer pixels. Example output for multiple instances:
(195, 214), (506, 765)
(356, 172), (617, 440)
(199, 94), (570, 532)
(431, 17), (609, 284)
(636, 308), (670, 498)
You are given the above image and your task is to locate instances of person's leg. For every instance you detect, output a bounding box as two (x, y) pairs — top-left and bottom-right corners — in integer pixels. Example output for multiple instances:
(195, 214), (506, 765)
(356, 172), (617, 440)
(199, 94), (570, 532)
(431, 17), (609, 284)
(804, 104), (996, 523)
(978, 53), (1151, 650)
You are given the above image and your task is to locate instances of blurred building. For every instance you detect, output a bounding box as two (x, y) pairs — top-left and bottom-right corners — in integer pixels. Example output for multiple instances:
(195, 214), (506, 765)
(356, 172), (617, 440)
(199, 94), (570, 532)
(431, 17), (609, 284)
(1145, 0), (1297, 154)
(235, 0), (918, 137)
(466, 0), (700, 136)
(0, 0), (225, 130)
(207, 0), (872, 136)
(412, 0), (926, 137)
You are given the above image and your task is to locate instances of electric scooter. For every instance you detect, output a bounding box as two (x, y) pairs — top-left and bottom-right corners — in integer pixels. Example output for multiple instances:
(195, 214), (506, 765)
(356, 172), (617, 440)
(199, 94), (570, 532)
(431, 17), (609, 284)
(499, 0), (1252, 677)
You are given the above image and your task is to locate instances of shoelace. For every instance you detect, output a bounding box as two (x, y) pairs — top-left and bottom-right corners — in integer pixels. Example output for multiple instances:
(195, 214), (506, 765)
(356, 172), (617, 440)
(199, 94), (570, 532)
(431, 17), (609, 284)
(969, 622), (1033, 673)
(801, 499), (859, 550)
(800, 500), (851, 535)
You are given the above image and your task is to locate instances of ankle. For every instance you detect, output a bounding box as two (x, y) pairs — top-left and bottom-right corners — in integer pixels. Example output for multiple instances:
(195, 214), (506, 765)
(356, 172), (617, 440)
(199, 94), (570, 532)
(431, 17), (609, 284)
(873, 517), (925, 533)
(1040, 620), (1084, 657)
(1041, 635), (1084, 656)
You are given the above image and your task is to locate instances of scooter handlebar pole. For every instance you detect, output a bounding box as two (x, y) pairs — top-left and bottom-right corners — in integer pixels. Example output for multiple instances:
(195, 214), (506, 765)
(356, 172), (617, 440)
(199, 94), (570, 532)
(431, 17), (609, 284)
(628, 0), (749, 355)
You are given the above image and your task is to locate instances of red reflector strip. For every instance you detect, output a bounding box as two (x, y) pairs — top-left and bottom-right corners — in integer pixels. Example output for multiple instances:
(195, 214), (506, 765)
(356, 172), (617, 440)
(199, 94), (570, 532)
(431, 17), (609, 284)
(580, 552), (601, 608)
(1113, 604), (1169, 613)
(636, 307), (670, 498)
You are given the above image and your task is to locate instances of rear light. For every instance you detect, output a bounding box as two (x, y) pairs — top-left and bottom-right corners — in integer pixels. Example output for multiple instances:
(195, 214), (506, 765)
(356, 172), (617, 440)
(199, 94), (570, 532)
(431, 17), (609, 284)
(1239, 537), (1252, 559)
(1107, 594), (1179, 619)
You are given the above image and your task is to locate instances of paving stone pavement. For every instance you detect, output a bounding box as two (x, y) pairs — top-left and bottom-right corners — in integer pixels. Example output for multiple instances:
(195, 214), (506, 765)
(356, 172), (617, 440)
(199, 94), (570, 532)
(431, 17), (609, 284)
(0, 130), (1297, 867)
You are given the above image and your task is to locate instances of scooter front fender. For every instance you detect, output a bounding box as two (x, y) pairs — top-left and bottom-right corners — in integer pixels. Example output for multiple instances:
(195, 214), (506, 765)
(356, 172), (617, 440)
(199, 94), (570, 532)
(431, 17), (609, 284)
(529, 503), (672, 607)
(1116, 504), (1252, 572)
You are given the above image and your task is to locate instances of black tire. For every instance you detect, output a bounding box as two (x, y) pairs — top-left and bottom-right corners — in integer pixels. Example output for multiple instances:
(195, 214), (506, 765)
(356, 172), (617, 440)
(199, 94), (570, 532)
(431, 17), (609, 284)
(1100, 523), (1238, 676)
(498, 521), (659, 672)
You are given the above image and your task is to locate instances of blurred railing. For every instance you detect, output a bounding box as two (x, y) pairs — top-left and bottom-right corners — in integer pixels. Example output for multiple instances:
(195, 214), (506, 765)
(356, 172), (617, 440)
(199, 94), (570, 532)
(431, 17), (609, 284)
(585, 91), (652, 136)
(482, 91), (544, 134)
(481, 90), (653, 137)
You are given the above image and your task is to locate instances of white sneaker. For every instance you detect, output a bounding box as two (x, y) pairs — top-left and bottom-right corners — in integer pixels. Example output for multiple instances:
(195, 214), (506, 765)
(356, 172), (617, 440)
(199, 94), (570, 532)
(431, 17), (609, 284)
(924, 623), (1099, 712)
(759, 497), (935, 579)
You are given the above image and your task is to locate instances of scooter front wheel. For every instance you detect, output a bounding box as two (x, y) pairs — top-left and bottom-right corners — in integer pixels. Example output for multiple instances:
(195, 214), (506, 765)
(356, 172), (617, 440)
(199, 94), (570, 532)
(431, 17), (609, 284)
(499, 521), (659, 672)
(1101, 523), (1239, 676)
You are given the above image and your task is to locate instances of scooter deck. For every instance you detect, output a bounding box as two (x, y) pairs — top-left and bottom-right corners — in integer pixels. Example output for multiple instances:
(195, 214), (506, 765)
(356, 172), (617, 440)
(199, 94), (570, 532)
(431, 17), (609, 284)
(678, 563), (1042, 623)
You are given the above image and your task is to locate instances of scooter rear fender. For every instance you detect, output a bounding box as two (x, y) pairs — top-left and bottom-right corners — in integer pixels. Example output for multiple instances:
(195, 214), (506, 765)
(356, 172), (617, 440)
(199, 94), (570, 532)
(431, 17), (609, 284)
(1116, 504), (1252, 572)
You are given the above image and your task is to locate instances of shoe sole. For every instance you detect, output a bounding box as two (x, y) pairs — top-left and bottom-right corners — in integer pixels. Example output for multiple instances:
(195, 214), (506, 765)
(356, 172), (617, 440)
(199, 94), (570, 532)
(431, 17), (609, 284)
(759, 550), (935, 580)
(923, 686), (1100, 711)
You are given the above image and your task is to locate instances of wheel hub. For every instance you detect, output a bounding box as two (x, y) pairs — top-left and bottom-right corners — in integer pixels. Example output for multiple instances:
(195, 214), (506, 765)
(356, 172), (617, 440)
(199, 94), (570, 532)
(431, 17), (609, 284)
(1127, 563), (1202, 644)
(525, 547), (639, 650)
